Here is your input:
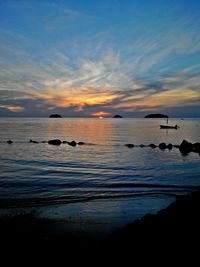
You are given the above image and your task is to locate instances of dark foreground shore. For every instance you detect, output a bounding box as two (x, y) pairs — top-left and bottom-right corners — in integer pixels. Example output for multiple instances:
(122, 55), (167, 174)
(1, 189), (200, 256)
(110, 188), (200, 246)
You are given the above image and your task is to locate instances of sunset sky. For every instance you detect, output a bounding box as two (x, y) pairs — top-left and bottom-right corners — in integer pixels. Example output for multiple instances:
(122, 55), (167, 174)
(0, 0), (200, 117)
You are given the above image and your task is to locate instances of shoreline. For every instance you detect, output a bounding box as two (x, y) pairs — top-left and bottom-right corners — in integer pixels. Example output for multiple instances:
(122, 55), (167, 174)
(110, 187), (200, 242)
(1, 188), (200, 251)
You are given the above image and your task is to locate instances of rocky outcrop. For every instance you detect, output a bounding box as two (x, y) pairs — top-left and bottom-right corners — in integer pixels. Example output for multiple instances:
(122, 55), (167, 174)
(192, 142), (200, 153)
(149, 144), (157, 148)
(145, 113), (168, 118)
(67, 141), (77, 146)
(159, 142), (167, 149)
(29, 139), (39, 144)
(78, 142), (85, 145)
(179, 140), (200, 155)
(167, 143), (173, 150)
(49, 114), (62, 118)
(113, 114), (123, 118)
(125, 144), (135, 148)
(48, 139), (62, 145)
(2, 138), (199, 155)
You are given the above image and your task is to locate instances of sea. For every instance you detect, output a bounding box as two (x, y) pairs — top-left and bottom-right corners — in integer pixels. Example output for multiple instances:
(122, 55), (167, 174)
(0, 117), (200, 237)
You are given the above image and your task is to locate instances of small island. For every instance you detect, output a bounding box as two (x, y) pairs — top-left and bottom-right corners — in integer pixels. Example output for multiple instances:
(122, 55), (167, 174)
(49, 114), (62, 118)
(113, 114), (123, 118)
(144, 113), (168, 118)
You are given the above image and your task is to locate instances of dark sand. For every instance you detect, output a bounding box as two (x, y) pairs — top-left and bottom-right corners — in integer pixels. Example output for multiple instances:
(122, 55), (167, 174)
(110, 188), (200, 245)
(1, 189), (200, 258)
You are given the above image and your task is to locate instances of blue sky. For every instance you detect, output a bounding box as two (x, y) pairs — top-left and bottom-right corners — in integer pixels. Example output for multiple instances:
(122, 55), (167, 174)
(0, 0), (200, 117)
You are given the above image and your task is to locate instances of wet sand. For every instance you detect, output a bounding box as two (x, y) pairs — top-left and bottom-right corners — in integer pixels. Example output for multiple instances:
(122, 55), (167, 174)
(1, 188), (200, 256)
(110, 187), (200, 246)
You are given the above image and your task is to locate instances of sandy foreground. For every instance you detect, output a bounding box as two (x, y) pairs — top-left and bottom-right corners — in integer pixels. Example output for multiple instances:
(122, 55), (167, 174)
(1, 188), (200, 257)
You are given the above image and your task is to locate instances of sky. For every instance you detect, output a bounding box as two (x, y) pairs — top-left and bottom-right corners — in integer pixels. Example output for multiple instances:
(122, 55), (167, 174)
(0, 0), (200, 118)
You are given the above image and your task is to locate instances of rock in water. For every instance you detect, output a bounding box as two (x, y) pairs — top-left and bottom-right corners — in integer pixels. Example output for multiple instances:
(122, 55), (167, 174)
(179, 140), (192, 154)
(125, 144), (134, 148)
(159, 143), (167, 149)
(68, 141), (77, 146)
(48, 139), (62, 145)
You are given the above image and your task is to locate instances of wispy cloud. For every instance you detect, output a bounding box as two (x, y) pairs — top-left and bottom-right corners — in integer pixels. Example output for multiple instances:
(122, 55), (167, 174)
(1, 3), (200, 118)
(122, 13), (200, 76)
(45, 6), (81, 32)
(35, 85), (119, 112)
(1, 41), (200, 116)
(0, 104), (24, 112)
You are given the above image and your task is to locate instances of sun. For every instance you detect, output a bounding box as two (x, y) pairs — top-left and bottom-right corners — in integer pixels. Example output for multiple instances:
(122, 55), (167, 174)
(91, 111), (111, 118)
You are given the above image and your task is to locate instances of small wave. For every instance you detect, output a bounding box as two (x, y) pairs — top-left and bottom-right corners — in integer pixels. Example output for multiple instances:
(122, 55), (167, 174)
(101, 182), (197, 189)
(0, 187), (196, 209)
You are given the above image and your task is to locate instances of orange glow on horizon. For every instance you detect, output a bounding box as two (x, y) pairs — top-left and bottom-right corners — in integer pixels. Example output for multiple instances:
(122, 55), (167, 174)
(91, 111), (111, 118)
(35, 86), (118, 111)
(32, 80), (200, 115)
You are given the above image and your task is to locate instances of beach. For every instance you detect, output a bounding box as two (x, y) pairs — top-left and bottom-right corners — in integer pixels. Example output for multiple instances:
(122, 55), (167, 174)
(110, 187), (200, 244)
(1, 188), (200, 254)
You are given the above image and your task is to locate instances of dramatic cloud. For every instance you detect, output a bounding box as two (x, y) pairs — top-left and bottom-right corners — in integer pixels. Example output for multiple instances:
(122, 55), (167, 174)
(1, 47), (200, 117)
(35, 85), (119, 111)
(0, 0), (200, 117)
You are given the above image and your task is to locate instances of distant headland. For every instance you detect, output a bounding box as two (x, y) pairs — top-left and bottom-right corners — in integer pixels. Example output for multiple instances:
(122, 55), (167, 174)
(112, 114), (123, 118)
(49, 114), (62, 118)
(144, 113), (168, 118)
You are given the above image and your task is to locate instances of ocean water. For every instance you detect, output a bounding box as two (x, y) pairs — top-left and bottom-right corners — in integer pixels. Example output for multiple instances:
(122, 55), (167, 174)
(0, 117), (200, 236)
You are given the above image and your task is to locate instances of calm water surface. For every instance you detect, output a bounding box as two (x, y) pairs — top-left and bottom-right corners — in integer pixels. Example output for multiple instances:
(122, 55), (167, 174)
(0, 118), (200, 235)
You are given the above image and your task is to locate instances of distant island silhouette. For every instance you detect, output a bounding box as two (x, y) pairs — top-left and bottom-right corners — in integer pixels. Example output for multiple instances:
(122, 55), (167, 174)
(145, 113), (168, 118)
(49, 114), (62, 118)
(113, 114), (123, 118)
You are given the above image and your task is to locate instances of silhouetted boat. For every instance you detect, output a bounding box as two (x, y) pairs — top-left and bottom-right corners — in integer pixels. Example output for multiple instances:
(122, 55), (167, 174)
(160, 124), (179, 129)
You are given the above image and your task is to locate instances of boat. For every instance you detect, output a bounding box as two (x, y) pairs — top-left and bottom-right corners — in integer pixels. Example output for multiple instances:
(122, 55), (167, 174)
(160, 124), (179, 129)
